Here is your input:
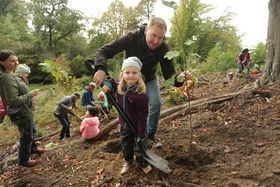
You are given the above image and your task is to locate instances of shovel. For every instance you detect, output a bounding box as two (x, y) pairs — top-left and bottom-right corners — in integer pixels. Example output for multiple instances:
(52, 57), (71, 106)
(71, 110), (83, 121)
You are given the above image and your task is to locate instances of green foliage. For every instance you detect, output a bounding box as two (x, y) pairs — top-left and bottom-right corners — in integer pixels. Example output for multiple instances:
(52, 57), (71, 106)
(165, 51), (180, 60)
(196, 45), (239, 74)
(29, 0), (84, 55)
(60, 76), (82, 92)
(165, 0), (241, 69)
(166, 89), (186, 106)
(32, 82), (81, 126)
(69, 55), (88, 78)
(162, 0), (178, 9)
(136, 0), (157, 22)
(78, 75), (93, 88)
(251, 42), (266, 66)
(0, 0), (34, 51)
(107, 57), (123, 79)
(40, 60), (68, 82)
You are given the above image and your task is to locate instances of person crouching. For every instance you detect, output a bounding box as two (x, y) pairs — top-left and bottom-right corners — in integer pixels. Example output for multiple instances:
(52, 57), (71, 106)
(80, 105), (100, 140)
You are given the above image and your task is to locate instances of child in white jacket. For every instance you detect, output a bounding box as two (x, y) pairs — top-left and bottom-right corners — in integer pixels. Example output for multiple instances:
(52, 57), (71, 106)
(80, 106), (100, 140)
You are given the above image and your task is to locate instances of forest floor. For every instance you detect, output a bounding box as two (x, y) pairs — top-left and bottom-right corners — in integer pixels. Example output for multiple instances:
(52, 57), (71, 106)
(0, 71), (280, 187)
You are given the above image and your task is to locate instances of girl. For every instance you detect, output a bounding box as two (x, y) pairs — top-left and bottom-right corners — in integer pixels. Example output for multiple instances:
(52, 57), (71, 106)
(80, 105), (100, 140)
(103, 56), (152, 174)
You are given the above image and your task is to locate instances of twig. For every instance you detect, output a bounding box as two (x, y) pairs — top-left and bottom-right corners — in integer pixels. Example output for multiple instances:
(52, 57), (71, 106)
(96, 177), (113, 187)
(48, 165), (73, 187)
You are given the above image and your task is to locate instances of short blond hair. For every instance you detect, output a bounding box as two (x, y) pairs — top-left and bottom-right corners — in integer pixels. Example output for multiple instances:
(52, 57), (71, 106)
(147, 17), (167, 32)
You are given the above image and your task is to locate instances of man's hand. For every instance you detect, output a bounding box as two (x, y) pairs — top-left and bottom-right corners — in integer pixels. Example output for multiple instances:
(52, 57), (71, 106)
(94, 70), (106, 87)
(179, 70), (192, 80)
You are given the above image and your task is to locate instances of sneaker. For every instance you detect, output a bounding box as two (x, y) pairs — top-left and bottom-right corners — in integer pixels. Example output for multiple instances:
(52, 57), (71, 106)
(120, 161), (132, 175)
(142, 165), (152, 174)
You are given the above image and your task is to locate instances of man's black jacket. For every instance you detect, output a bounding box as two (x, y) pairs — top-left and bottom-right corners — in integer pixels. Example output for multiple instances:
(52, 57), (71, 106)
(95, 25), (175, 82)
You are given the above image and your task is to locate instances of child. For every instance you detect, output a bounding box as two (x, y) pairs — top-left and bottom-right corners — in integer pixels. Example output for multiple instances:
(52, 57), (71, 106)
(15, 64), (45, 155)
(80, 105), (100, 140)
(236, 48), (251, 77)
(103, 56), (152, 175)
(97, 91), (110, 115)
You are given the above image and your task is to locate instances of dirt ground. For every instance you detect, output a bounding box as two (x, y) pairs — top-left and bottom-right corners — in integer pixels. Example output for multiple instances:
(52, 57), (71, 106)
(0, 72), (280, 187)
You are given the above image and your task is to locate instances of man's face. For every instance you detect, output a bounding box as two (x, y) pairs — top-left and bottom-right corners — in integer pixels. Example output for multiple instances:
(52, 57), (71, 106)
(145, 25), (166, 50)
(89, 85), (95, 91)
(73, 95), (79, 103)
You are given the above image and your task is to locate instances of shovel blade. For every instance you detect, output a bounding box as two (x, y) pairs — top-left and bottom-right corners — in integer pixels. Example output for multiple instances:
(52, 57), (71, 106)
(143, 148), (171, 174)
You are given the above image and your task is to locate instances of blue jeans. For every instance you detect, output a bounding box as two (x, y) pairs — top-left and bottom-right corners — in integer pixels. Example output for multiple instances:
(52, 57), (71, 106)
(16, 119), (34, 166)
(55, 114), (70, 140)
(145, 79), (161, 138)
(237, 63), (250, 75)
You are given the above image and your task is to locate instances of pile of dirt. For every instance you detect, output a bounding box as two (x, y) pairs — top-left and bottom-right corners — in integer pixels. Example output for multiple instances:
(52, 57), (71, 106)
(1, 72), (280, 187)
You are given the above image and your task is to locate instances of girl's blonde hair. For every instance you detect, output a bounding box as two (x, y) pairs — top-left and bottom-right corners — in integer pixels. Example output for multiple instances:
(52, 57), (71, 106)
(117, 69), (146, 95)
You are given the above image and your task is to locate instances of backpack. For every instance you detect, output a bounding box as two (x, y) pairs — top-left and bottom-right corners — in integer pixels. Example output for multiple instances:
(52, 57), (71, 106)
(0, 98), (7, 119)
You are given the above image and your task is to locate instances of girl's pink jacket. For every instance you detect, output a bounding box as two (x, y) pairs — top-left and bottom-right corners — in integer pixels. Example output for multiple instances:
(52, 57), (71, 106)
(80, 116), (100, 139)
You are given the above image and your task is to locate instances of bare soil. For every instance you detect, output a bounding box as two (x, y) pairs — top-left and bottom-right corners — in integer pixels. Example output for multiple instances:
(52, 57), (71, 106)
(0, 72), (280, 187)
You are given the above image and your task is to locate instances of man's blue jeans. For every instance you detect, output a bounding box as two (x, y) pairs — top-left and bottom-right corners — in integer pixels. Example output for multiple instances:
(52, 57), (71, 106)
(145, 79), (161, 138)
(16, 119), (34, 166)
(55, 114), (70, 140)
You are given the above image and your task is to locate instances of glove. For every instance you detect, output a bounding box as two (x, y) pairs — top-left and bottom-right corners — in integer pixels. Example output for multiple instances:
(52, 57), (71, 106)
(173, 73), (184, 87)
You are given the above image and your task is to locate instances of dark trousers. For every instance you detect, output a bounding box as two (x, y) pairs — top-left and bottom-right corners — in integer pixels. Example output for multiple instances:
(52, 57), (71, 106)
(121, 126), (148, 167)
(16, 119), (35, 166)
(55, 114), (70, 140)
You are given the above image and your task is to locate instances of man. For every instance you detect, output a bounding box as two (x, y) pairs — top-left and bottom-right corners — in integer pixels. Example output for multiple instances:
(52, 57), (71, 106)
(93, 17), (191, 146)
(81, 82), (96, 107)
(54, 92), (80, 141)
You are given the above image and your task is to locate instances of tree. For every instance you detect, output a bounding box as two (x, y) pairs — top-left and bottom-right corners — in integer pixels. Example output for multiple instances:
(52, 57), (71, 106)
(164, 0), (240, 70)
(0, 0), (34, 51)
(259, 0), (280, 85)
(136, 0), (157, 22)
(29, 0), (84, 55)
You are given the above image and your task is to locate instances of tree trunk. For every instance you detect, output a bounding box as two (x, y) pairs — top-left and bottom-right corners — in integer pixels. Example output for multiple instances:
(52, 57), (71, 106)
(259, 0), (280, 86)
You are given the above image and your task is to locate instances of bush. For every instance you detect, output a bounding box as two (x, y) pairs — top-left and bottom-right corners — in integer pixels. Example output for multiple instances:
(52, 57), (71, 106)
(196, 45), (239, 74)
(166, 89), (187, 107)
(251, 42), (266, 66)
(69, 55), (89, 78)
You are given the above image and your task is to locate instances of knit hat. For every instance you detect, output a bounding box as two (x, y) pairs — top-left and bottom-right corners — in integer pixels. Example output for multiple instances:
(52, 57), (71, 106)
(89, 82), (96, 87)
(15, 64), (31, 76)
(121, 57), (142, 71)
